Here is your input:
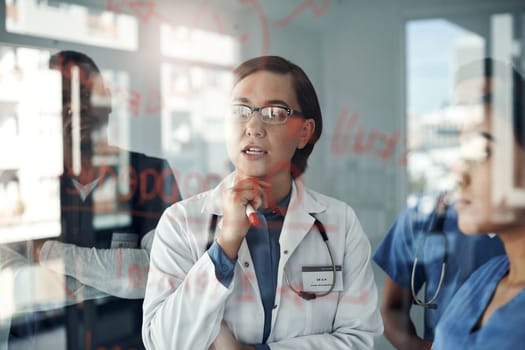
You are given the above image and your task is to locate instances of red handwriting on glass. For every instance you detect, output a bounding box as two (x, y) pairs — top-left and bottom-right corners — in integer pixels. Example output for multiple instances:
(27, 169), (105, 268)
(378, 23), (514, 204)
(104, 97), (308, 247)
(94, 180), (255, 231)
(117, 249), (122, 279)
(112, 86), (163, 119)
(274, 0), (330, 28)
(84, 330), (91, 349)
(85, 327), (139, 350)
(63, 165), (181, 205)
(144, 88), (162, 114)
(331, 107), (407, 166)
(237, 0), (270, 54)
(188, 0), (269, 55)
(236, 272), (255, 303)
(107, 0), (329, 58)
(105, 0), (261, 42)
(129, 264), (149, 289)
(106, 0), (176, 27)
(182, 270), (214, 297)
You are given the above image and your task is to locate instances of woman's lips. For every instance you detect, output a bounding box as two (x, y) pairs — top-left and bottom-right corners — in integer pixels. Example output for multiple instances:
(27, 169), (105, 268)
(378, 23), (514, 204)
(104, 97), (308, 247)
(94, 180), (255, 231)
(242, 146), (267, 159)
(243, 147), (266, 155)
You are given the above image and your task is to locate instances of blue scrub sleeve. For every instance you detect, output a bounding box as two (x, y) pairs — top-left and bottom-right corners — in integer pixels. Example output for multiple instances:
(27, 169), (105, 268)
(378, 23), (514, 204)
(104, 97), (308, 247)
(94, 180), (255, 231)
(373, 207), (426, 292)
(208, 241), (236, 287)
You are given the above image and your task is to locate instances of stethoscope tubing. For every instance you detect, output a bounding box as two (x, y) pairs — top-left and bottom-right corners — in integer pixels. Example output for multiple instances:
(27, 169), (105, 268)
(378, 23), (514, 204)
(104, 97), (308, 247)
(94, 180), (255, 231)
(410, 193), (450, 309)
(207, 213), (336, 300)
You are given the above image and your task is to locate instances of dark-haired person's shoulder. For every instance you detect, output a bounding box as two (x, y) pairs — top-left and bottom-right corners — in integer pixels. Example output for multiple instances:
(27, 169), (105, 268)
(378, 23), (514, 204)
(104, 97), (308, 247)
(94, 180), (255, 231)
(129, 150), (166, 163)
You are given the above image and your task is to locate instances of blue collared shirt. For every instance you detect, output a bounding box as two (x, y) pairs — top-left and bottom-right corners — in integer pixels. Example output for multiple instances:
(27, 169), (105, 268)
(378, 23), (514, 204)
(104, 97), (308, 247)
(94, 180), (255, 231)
(208, 194), (290, 350)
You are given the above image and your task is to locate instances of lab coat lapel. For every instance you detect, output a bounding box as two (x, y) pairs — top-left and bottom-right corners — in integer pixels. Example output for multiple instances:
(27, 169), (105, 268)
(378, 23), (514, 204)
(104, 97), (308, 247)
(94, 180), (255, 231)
(270, 178), (325, 336)
(278, 178), (325, 267)
(236, 239), (260, 298)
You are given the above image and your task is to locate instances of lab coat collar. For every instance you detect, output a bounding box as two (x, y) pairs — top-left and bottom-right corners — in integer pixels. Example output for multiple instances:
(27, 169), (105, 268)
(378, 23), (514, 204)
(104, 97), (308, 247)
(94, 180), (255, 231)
(201, 172), (326, 216)
(201, 173), (233, 216)
(279, 176), (326, 265)
(202, 172), (327, 260)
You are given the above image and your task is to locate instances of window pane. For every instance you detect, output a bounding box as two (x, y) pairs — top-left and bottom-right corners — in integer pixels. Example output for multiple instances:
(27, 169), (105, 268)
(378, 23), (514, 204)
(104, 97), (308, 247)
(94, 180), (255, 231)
(5, 0), (138, 51)
(161, 62), (232, 197)
(406, 19), (485, 199)
(0, 46), (62, 243)
(161, 24), (238, 66)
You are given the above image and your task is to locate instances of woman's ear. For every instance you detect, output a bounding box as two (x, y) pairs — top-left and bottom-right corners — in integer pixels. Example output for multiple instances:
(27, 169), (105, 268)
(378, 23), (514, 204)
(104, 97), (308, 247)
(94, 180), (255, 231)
(297, 119), (315, 149)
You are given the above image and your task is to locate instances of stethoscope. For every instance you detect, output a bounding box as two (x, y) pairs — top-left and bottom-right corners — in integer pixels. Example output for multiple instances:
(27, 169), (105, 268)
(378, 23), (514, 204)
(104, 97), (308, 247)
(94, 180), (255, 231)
(411, 193), (449, 309)
(207, 212), (336, 300)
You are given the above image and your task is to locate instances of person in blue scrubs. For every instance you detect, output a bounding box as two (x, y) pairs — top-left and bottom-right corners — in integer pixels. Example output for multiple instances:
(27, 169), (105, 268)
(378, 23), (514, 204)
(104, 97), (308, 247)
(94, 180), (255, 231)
(432, 59), (525, 349)
(373, 193), (504, 349)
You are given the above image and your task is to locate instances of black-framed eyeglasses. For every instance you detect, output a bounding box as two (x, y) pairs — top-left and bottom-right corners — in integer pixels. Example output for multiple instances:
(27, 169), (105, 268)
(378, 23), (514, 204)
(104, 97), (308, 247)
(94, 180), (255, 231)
(230, 104), (304, 125)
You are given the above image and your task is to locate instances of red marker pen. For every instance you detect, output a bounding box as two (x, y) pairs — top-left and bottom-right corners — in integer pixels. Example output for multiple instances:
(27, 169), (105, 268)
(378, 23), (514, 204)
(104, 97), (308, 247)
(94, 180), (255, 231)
(245, 204), (259, 226)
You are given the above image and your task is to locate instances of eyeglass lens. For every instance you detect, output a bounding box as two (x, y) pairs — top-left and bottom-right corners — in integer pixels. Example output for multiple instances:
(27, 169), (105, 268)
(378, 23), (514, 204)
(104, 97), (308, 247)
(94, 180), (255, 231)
(231, 105), (290, 124)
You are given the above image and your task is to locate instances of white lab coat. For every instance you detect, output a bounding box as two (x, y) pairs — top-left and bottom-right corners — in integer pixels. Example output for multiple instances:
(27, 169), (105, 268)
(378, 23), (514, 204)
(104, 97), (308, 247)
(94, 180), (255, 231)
(142, 173), (383, 350)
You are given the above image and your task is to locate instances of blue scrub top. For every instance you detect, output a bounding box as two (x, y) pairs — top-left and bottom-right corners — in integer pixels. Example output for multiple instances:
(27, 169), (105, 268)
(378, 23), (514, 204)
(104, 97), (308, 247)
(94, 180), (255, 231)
(433, 256), (525, 349)
(373, 198), (505, 340)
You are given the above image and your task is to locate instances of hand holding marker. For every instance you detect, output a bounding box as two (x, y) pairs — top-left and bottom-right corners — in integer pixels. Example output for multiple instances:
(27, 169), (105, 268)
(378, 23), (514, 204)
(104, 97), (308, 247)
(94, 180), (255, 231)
(246, 203), (259, 226)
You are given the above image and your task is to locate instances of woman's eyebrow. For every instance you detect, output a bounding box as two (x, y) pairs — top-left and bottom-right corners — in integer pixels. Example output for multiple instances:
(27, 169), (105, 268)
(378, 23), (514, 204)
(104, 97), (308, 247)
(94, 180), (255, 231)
(231, 98), (290, 107)
(232, 97), (249, 103)
(265, 99), (290, 107)
(479, 131), (495, 141)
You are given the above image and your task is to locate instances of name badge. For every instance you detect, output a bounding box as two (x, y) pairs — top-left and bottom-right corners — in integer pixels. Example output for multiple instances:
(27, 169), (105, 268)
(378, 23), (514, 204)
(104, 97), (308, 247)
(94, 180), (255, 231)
(302, 265), (343, 293)
(111, 233), (139, 248)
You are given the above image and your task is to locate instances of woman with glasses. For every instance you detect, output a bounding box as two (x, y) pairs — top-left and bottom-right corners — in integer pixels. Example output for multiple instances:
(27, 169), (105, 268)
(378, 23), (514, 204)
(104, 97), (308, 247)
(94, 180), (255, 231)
(431, 58), (525, 349)
(142, 56), (382, 350)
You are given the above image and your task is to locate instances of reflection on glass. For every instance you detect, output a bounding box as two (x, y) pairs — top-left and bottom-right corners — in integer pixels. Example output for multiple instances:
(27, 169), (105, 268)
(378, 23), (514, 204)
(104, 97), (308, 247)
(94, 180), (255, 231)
(0, 46), (62, 243)
(151, 19), (240, 197)
(490, 13), (525, 206)
(161, 24), (238, 66)
(5, 0), (138, 51)
(406, 19), (486, 199)
(0, 45), (137, 242)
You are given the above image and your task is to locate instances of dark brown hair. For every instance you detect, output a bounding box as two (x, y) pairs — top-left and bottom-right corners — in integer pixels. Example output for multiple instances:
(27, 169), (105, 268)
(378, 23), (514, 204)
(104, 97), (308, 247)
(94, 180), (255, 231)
(233, 56), (323, 178)
(49, 50), (101, 75)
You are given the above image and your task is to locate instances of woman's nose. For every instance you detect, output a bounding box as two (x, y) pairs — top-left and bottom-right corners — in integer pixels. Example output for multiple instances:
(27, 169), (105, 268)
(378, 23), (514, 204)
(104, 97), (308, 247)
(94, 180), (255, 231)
(245, 113), (266, 138)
